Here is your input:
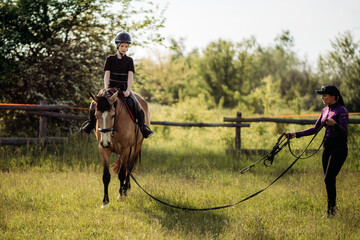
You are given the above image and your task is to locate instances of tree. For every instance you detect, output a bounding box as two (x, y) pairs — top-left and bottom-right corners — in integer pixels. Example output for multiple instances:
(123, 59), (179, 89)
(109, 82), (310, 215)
(198, 40), (238, 107)
(135, 38), (199, 105)
(0, 0), (165, 136)
(234, 36), (259, 95)
(134, 31), (319, 112)
(317, 31), (360, 111)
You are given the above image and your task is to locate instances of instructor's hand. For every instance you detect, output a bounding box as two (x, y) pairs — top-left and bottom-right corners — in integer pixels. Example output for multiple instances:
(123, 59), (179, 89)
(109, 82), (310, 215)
(326, 118), (336, 126)
(287, 132), (296, 139)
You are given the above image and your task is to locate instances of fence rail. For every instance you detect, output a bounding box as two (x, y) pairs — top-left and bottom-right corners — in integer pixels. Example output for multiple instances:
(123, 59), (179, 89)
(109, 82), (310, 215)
(151, 121), (249, 128)
(224, 117), (360, 124)
(28, 111), (88, 120)
(0, 137), (68, 145)
(0, 104), (69, 111)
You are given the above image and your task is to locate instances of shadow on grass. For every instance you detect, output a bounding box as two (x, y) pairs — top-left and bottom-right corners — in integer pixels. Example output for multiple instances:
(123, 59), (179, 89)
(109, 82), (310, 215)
(140, 144), (323, 177)
(139, 195), (230, 238)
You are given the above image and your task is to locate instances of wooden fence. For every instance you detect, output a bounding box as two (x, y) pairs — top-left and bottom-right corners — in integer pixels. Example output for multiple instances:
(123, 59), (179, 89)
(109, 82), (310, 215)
(0, 102), (251, 146)
(1, 103), (360, 152)
(224, 112), (360, 153)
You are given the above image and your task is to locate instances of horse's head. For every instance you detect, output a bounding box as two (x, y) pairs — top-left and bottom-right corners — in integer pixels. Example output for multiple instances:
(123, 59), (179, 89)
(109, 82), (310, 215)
(91, 91), (118, 148)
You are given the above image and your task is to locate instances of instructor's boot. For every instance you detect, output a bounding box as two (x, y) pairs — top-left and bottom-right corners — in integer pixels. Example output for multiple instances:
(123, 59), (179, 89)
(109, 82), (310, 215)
(137, 109), (153, 138)
(326, 200), (337, 218)
(80, 102), (96, 134)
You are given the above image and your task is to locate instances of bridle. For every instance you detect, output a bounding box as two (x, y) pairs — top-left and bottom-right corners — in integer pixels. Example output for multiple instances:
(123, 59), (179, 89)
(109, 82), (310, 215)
(98, 127), (115, 134)
(97, 97), (125, 139)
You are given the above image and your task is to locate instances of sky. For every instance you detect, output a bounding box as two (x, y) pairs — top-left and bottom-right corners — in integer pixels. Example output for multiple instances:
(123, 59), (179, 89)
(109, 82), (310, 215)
(133, 0), (360, 66)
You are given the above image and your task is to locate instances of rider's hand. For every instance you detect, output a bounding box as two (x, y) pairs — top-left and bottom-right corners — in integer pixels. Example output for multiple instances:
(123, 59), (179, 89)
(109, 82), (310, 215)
(123, 90), (130, 98)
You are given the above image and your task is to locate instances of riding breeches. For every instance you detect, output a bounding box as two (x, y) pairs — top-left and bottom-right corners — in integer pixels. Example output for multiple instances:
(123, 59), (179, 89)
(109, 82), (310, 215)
(322, 139), (347, 208)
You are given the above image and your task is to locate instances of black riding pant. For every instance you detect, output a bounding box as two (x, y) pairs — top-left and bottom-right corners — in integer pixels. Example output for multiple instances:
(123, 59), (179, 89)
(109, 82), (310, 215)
(322, 138), (347, 208)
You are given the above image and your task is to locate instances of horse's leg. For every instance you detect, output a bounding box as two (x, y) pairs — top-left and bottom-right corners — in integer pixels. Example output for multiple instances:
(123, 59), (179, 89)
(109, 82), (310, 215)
(100, 149), (111, 208)
(124, 155), (137, 195)
(117, 159), (127, 200)
(102, 166), (111, 208)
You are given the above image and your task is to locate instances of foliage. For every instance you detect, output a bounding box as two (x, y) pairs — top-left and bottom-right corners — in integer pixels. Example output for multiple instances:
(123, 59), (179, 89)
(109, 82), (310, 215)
(134, 30), (359, 115)
(135, 54), (192, 105)
(317, 31), (360, 112)
(246, 76), (287, 115)
(134, 39), (209, 106)
(198, 39), (238, 107)
(136, 30), (321, 113)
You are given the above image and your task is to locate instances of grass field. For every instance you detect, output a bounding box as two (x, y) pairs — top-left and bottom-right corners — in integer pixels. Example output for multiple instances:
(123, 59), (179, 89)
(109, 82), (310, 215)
(1, 104), (360, 239)
(1, 159), (359, 239)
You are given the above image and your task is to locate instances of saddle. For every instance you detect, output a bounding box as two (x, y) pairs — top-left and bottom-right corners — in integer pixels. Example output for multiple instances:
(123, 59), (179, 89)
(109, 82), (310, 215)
(123, 92), (141, 122)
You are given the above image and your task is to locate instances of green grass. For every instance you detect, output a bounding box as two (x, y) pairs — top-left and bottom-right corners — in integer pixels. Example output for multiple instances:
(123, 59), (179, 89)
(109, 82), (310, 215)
(1, 104), (360, 239)
(1, 164), (359, 239)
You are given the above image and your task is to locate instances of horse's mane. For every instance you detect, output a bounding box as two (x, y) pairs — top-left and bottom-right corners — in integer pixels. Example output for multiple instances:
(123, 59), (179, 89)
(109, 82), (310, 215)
(96, 88), (117, 112)
(96, 97), (112, 112)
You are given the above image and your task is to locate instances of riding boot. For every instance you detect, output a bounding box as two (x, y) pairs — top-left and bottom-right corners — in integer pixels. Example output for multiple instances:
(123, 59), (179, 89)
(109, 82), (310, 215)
(80, 101), (96, 134)
(137, 109), (153, 138)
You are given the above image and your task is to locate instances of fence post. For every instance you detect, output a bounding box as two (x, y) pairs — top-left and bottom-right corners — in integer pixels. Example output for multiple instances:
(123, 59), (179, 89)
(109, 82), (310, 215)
(39, 100), (47, 138)
(235, 112), (242, 152)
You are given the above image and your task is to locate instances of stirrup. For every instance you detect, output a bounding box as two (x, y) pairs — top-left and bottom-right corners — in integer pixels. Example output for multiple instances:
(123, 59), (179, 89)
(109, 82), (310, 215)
(80, 120), (94, 134)
(141, 125), (153, 138)
(80, 120), (89, 132)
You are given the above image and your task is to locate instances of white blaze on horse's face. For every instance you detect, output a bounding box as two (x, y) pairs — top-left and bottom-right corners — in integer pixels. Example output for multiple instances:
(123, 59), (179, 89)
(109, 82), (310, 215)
(96, 107), (116, 148)
(101, 112), (110, 147)
(91, 91), (118, 149)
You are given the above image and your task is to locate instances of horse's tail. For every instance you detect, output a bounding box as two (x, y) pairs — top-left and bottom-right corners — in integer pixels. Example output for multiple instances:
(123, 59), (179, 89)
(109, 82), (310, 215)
(112, 156), (123, 174)
(137, 150), (142, 172)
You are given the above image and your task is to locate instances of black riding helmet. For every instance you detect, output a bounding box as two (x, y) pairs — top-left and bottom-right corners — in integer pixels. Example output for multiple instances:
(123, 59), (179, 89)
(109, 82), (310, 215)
(115, 32), (132, 49)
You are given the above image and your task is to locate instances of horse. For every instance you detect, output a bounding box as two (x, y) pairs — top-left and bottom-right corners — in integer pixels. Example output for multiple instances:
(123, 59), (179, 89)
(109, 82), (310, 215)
(90, 88), (150, 208)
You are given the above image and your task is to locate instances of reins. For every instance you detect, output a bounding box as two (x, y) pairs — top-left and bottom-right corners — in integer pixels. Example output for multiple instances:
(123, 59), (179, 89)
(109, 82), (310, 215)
(240, 133), (289, 174)
(240, 126), (325, 174)
(288, 137), (324, 160)
(119, 123), (325, 211)
(119, 94), (140, 154)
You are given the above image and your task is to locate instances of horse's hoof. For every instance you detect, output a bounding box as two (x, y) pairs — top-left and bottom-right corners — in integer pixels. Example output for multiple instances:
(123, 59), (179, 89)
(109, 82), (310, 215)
(117, 194), (125, 201)
(101, 203), (109, 209)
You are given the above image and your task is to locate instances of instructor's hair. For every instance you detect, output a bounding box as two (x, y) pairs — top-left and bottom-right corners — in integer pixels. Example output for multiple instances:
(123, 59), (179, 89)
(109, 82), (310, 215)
(336, 94), (345, 107)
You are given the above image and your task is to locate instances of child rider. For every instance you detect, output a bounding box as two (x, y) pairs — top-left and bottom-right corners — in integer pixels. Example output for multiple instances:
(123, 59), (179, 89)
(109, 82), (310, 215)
(80, 32), (153, 138)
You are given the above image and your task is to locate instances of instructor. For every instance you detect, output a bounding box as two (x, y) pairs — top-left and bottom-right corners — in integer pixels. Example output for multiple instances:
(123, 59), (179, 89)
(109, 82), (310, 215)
(288, 85), (348, 217)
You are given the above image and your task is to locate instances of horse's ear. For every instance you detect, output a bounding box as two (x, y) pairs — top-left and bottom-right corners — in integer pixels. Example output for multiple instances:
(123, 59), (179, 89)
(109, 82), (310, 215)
(108, 91), (118, 105)
(89, 92), (98, 102)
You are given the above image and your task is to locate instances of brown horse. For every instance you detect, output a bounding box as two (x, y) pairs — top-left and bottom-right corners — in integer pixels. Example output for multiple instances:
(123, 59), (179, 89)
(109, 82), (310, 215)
(90, 88), (150, 208)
